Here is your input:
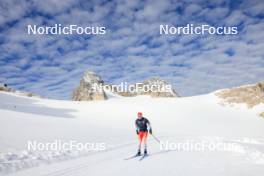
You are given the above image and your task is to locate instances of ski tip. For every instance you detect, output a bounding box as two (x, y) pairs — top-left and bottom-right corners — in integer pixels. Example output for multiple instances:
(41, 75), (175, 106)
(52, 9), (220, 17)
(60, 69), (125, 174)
(124, 154), (142, 160)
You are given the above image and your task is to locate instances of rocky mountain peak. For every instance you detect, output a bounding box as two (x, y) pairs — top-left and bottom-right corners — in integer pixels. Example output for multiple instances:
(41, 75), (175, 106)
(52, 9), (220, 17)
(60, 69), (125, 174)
(140, 77), (179, 97)
(216, 81), (264, 108)
(72, 71), (107, 101)
(82, 71), (103, 84)
(73, 71), (179, 101)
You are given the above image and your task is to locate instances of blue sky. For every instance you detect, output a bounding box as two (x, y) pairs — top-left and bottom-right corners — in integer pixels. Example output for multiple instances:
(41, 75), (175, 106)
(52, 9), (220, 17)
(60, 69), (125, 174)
(0, 0), (264, 99)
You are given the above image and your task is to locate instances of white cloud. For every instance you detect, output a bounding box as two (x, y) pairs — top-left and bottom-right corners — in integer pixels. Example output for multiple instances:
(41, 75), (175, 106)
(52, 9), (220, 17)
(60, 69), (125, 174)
(0, 0), (263, 99)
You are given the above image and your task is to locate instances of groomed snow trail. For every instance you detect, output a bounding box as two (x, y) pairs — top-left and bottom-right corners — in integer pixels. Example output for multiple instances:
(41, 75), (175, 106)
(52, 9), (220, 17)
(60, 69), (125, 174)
(6, 136), (264, 176)
(1, 92), (264, 176)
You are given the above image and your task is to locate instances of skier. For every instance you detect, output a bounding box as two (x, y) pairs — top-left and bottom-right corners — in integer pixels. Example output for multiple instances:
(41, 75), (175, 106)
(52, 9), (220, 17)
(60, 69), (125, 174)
(135, 112), (152, 155)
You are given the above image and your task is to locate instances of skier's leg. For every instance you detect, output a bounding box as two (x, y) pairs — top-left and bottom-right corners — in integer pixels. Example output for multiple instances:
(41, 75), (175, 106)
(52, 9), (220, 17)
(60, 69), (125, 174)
(137, 132), (143, 155)
(143, 132), (148, 154)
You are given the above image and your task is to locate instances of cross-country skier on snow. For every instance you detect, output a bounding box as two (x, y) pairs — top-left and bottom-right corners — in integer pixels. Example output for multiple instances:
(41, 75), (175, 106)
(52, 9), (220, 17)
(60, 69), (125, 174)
(135, 112), (152, 155)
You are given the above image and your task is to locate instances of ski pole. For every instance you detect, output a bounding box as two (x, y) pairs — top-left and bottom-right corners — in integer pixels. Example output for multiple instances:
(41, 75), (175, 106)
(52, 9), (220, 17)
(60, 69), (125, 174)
(151, 134), (161, 144)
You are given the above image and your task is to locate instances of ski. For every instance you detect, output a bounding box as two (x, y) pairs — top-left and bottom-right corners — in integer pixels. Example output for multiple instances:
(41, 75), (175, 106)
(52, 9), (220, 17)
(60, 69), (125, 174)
(124, 154), (141, 160)
(139, 154), (148, 161)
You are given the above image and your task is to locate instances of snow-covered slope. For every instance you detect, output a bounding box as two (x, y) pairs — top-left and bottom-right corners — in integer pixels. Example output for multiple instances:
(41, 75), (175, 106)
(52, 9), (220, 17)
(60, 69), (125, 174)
(0, 91), (264, 176)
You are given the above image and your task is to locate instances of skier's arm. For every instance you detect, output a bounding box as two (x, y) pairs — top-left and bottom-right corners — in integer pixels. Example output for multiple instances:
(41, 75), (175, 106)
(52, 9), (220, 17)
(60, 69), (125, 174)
(147, 119), (152, 134)
(135, 120), (139, 135)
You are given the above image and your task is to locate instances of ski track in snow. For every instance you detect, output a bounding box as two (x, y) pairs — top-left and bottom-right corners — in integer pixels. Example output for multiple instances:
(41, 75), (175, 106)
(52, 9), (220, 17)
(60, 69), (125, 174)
(0, 140), (138, 174)
(2, 136), (264, 176)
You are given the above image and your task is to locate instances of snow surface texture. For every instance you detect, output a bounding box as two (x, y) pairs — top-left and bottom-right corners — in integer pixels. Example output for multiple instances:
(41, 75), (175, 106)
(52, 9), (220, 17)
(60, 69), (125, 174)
(0, 91), (264, 176)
